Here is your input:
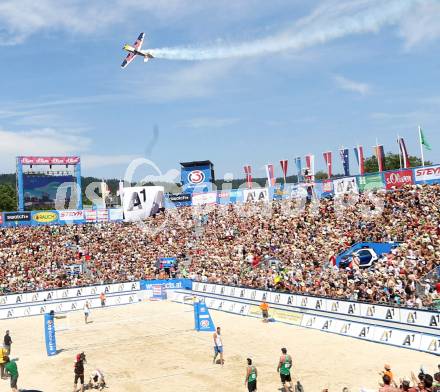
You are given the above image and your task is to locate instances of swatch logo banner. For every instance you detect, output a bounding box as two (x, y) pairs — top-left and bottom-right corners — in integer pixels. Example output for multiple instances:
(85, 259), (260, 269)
(168, 193), (192, 202)
(4, 212), (31, 222)
(188, 170), (205, 184)
(385, 170), (413, 189)
(33, 211), (58, 223)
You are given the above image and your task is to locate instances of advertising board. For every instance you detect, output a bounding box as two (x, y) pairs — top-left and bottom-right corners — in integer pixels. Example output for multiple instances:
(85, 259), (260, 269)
(384, 170), (413, 190)
(414, 165), (440, 184)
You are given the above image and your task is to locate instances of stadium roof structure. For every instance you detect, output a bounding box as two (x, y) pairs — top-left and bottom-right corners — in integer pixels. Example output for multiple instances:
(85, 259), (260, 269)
(180, 160), (214, 168)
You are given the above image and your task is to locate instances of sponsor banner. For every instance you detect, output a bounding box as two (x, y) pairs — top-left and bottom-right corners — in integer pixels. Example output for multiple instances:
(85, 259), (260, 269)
(384, 169), (413, 190)
(139, 279), (192, 291)
(0, 214), (3, 225)
(4, 212), (31, 222)
(191, 283), (439, 331)
(122, 186), (164, 222)
(217, 190), (243, 205)
(374, 327), (422, 350)
(360, 303), (400, 323)
(44, 313), (57, 356)
(59, 210), (84, 222)
(327, 299), (362, 317)
(32, 210), (59, 224)
(0, 293), (139, 320)
(166, 193), (192, 208)
(420, 335), (440, 355)
(20, 156), (80, 165)
(108, 208), (123, 221)
(84, 209), (97, 222)
(0, 282), (140, 309)
(333, 177), (359, 195)
(192, 192), (217, 206)
(357, 173), (385, 192)
(289, 184), (308, 199)
(399, 308), (440, 329)
(243, 188), (269, 203)
(248, 305), (261, 318)
(181, 165), (213, 192)
(322, 179), (334, 195)
(97, 209), (109, 222)
(270, 308), (303, 325)
(189, 284), (440, 355)
(168, 193), (192, 203)
(270, 185), (290, 201)
(349, 324), (375, 341)
(414, 165), (440, 184)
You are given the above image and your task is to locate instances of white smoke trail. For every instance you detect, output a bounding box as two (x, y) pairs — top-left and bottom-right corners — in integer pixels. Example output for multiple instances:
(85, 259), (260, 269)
(149, 0), (424, 61)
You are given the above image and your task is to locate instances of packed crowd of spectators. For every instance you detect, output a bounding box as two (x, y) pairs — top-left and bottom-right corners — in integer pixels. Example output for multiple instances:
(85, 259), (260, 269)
(340, 363), (440, 391)
(0, 184), (439, 308)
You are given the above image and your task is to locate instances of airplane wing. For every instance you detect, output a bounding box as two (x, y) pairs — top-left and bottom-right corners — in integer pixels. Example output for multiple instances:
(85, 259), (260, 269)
(121, 52), (136, 68)
(133, 32), (145, 50)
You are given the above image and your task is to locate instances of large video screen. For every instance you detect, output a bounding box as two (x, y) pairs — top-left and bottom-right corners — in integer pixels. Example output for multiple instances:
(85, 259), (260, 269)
(23, 175), (76, 210)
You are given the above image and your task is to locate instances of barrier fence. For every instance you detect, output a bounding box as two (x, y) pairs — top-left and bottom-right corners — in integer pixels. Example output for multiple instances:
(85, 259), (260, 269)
(2, 278), (438, 355)
(175, 282), (440, 356)
(0, 279), (188, 320)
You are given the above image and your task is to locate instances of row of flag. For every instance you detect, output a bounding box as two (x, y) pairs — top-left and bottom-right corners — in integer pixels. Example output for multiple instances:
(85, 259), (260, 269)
(244, 127), (432, 187)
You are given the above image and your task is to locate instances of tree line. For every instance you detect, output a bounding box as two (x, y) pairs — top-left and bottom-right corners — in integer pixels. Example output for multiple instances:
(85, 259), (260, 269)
(0, 153), (432, 211)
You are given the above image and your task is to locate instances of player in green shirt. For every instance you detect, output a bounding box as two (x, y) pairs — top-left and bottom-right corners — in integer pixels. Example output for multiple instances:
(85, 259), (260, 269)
(4, 356), (18, 392)
(244, 358), (257, 392)
(277, 348), (293, 392)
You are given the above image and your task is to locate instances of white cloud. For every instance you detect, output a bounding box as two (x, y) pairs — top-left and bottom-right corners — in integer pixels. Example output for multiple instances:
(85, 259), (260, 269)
(150, 0), (422, 60)
(0, 128), (89, 171)
(333, 74), (371, 95)
(81, 154), (139, 169)
(0, 128), (137, 173)
(0, 0), (431, 56)
(0, 0), (266, 45)
(398, 0), (440, 48)
(0, 0), (192, 44)
(141, 169), (181, 184)
(179, 117), (239, 129)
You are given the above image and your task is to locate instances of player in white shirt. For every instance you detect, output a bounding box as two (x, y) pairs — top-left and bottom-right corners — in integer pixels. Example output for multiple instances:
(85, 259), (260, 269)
(212, 326), (224, 366)
(88, 369), (106, 390)
(83, 302), (91, 324)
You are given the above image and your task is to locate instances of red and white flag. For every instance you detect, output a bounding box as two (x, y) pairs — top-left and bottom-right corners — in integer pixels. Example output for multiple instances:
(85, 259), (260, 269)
(398, 137), (411, 168)
(373, 145), (385, 172)
(279, 160), (288, 182)
(322, 152), (332, 178)
(354, 145), (365, 175)
(244, 165), (252, 189)
(265, 164), (276, 186)
(305, 154), (315, 180)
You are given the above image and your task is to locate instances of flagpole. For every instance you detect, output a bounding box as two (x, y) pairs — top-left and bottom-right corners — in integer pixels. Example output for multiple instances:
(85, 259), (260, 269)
(375, 138), (379, 172)
(397, 134), (402, 169)
(418, 125), (425, 167)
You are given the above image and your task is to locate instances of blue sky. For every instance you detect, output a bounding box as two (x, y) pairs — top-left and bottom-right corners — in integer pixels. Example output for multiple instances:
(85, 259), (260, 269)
(0, 0), (439, 181)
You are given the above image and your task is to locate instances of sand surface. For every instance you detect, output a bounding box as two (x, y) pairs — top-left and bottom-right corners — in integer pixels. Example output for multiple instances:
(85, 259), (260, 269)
(0, 300), (437, 392)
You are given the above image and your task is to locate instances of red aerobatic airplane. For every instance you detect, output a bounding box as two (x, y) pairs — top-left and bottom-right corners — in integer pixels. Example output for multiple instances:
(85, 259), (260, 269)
(121, 32), (154, 68)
